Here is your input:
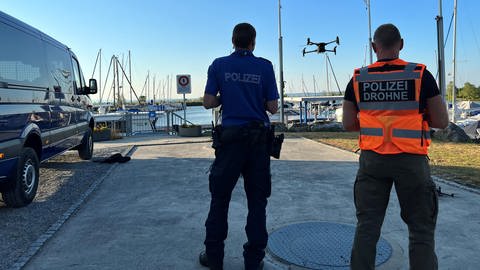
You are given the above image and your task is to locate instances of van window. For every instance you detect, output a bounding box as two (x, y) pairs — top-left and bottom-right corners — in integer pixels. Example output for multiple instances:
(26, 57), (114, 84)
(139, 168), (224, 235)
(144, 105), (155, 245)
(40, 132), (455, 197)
(71, 57), (85, 94)
(45, 43), (73, 94)
(0, 22), (48, 88)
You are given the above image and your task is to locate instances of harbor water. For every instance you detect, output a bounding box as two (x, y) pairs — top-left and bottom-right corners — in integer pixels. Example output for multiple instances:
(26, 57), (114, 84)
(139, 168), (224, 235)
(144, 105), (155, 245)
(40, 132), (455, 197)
(182, 105), (214, 126)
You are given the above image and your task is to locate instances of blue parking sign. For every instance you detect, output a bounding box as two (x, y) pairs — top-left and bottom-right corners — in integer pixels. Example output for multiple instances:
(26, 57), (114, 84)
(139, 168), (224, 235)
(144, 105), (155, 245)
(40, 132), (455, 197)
(148, 111), (156, 119)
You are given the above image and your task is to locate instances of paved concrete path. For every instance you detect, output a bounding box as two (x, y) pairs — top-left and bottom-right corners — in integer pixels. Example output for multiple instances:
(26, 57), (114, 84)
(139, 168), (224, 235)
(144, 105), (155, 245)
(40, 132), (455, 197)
(23, 136), (480, 270)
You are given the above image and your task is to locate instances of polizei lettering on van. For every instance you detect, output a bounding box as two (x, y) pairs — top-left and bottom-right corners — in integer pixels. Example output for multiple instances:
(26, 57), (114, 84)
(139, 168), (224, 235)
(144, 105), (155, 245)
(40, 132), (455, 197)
(360, 79), (415, 102)
(225, 73), (261, 84)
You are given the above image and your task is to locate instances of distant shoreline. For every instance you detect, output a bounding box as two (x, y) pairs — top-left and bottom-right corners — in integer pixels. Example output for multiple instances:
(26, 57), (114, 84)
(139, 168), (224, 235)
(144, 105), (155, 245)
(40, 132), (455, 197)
(186, 101), (203, 106)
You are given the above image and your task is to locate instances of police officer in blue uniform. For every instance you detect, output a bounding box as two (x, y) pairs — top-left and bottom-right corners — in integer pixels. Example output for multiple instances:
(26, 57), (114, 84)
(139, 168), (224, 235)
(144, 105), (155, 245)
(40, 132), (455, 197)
(199, 23), (279, 270)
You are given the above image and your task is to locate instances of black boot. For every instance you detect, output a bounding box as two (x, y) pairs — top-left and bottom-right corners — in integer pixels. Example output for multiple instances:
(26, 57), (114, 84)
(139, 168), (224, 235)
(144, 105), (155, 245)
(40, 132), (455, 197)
(245, 260), (264, 270)
(199, 251), (223, 270)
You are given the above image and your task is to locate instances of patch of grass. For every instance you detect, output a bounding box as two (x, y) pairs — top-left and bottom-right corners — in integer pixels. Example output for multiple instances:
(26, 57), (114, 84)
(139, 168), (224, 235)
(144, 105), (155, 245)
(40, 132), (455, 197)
(289, 131), (480, 188)
(428, 142), (480, 188)
(290, 132), (360, 152)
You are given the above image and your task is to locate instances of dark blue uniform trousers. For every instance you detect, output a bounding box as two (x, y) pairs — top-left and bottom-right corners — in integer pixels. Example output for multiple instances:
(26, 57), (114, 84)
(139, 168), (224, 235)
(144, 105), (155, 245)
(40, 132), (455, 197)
(204, 128), (271, 270)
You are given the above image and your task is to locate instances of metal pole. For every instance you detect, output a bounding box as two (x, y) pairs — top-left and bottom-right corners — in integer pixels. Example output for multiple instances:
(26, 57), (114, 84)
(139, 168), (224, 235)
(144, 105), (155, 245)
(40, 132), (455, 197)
(167, 111), (171, 133)
(278, 0), (285, 124)
(115, 57), (120, 109)
(121, 54), (125, 106)
(436, 0), (447, 103)
(147, 71), (150, 104)
(299, 101), (303, 124)
(451, 0), (457, 122)
(325, 55), (330, 94)
(113, 57), (116, 108)
(183, 93), (187, 125)
(367, 0), (373, 64)
(304, 101), (308, 124)
(129, 50), (132, 104)
(153, 75), (156, 105)
(120, 58), (124, 108)
(99, 49), (102, 102)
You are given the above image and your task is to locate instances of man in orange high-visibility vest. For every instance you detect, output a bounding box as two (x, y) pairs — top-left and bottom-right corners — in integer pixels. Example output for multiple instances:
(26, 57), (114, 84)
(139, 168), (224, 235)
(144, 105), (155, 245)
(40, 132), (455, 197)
(343, 23), (449, 270)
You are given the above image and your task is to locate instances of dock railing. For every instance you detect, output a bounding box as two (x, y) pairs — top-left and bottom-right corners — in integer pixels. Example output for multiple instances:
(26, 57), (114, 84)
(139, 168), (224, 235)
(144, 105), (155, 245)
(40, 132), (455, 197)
(93, 110), (200, 137)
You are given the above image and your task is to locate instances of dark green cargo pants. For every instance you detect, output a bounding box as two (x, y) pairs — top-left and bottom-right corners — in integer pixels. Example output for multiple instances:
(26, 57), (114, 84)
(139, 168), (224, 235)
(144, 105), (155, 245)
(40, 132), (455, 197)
(350, 150), (438, 270)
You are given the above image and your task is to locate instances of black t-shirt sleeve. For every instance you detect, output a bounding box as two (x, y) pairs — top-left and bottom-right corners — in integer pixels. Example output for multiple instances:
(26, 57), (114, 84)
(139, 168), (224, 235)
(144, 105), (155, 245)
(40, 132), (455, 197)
(344, 78), (355, 102)
(421, 69), (440, 98)
(343, 78), (358, 109)
(419, 69), (440, 111)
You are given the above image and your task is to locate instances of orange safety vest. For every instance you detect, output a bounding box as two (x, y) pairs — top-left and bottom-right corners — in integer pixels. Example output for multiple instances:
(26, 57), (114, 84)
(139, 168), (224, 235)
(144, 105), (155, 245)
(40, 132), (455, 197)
(352, 59), (431, 155)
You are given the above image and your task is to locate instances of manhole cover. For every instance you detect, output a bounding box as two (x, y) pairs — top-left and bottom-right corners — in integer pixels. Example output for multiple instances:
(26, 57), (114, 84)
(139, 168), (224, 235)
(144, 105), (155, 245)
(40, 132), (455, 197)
(267, 222), (392, 269)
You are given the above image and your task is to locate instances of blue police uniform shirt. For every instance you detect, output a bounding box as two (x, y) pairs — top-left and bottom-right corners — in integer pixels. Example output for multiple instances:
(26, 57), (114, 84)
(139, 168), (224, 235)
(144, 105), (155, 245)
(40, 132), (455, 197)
(205, 49), (279, 127)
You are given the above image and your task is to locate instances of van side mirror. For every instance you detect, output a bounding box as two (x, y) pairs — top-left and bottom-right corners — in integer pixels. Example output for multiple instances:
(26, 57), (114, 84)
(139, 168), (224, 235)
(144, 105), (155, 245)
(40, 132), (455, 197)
(88, 79), (98, 94)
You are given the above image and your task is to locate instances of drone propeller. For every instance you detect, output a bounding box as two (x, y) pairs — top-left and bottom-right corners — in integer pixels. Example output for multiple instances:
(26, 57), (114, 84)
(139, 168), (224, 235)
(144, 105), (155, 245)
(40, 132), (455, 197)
(302, 48), (317, 57)
(322, 46), (337, 55)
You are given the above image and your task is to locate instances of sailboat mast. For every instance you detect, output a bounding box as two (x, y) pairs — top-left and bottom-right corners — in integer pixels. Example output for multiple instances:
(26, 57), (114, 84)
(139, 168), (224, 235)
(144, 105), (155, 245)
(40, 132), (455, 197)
(367, 0), (373, 64)
(278, 0), (285, 123)
(436, 0), (447, 103)
(113, 56), (116, 108)
(147, 71), (150, 104)
(129, 50), (132, 104)
(451, 0), (458, 122)
(325, 55), (330, 94)
(99, 49), (102, 102)
(115, 56), (120, 109)
(153, 75), (156, 105)
(121, 54), (125, 106)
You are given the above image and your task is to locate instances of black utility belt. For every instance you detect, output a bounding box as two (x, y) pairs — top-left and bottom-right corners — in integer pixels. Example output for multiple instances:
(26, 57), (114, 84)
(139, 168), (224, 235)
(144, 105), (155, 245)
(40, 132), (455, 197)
(215, 125), (268, 142)
(221, 126), (268, 133)
(211, 123), (284, 159)
(221, 122), (268, 131)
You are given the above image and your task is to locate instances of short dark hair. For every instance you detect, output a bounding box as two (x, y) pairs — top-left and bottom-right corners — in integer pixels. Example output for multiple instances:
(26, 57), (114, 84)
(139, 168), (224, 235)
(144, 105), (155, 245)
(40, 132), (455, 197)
(373, 23), (402, 49)
(232, 23), (256, 49)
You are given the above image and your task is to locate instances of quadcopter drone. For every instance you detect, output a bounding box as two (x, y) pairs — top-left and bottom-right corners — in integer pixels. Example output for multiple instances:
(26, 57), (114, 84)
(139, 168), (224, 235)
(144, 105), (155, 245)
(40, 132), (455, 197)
(302, 36), (340, 56)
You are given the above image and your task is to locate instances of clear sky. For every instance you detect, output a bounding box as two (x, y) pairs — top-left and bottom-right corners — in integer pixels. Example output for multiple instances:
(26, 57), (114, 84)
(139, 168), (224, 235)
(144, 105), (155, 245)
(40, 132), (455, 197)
(2, 0), (479, 102)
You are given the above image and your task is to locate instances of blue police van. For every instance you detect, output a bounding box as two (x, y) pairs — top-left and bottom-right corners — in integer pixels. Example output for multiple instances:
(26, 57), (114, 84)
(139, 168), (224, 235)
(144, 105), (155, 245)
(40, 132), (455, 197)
(0, 11), (97, 207)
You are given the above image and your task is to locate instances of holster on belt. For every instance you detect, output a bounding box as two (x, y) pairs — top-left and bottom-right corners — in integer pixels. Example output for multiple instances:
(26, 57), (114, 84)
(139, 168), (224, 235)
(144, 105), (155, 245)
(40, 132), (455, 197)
(268, 124), (284, 159)
(211, 123), (223, 149)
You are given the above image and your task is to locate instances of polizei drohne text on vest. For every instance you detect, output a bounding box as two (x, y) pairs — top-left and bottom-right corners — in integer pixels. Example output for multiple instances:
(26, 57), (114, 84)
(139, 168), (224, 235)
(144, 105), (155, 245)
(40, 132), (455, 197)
(360, 80), (414, 102)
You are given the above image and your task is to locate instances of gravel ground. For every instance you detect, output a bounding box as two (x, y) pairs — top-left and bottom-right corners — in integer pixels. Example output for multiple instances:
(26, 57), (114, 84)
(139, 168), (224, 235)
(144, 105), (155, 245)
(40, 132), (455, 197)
(0, 146), (130, 270)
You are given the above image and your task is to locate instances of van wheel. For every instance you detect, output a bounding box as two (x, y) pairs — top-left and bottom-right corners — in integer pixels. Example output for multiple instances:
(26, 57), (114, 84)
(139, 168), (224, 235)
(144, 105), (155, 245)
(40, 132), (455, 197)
(2, 148), (39, 207)
(78, 128), (93, 160)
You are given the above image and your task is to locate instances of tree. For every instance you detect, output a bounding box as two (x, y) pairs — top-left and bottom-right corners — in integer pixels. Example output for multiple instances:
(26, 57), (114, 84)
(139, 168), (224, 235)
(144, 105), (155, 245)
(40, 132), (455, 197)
(446, 81), (480, 101)
(459, 82), (480, 100)
(446, 81), (457, 101)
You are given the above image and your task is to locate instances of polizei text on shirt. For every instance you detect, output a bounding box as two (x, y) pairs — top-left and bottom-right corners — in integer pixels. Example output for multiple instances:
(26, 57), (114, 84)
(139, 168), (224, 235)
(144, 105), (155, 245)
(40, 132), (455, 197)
(360, 80), (415, 102)
(225, 73), (261, 84)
